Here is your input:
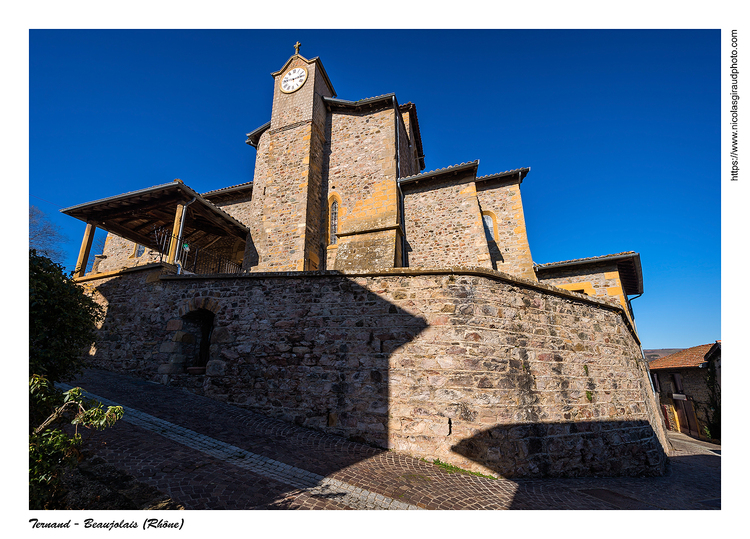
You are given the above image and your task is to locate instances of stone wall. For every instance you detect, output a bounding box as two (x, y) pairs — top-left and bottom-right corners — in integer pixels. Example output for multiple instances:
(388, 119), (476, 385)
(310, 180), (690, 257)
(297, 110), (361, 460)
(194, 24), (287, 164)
(212, 196), (253, 228)
(303, 69), (331, 271)
(325, 109), (396, 225)
(248, 122), (318, 271)
(96, 234), (161, 273)
(84, 265), (668, 478)
(536, 262), (627, 310)
(403, 174), (492, 270)
(678, 369), (712, 420)
(476, 178), (536, 281)
(325, 108), (400, 270)
(332, 229), (400, 272)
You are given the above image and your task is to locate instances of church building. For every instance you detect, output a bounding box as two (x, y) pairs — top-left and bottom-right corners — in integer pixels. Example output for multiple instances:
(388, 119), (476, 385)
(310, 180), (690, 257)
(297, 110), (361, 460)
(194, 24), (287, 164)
(63, 45), (641, 312)
(60, 46), (666, 479)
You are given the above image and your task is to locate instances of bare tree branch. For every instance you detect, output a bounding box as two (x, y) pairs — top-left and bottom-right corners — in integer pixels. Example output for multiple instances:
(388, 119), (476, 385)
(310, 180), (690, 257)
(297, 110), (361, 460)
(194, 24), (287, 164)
(29, 206), (68, 263)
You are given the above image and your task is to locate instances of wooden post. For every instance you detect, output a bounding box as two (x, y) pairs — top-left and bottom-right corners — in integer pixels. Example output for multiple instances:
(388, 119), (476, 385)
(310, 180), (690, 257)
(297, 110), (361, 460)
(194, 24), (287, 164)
(73, 223), (96, 278)
(167, 203), (186, 265)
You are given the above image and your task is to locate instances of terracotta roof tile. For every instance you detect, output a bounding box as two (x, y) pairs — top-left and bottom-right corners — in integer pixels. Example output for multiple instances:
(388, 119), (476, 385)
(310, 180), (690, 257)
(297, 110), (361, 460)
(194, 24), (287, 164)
(648, 343), (715, 370)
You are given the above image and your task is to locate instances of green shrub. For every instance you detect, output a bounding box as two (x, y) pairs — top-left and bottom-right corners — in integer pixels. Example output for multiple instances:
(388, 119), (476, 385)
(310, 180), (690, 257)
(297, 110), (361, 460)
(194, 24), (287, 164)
(29, 251), (115, 509)
(29, 375), (123, 509)
(29, 250), (103, 382)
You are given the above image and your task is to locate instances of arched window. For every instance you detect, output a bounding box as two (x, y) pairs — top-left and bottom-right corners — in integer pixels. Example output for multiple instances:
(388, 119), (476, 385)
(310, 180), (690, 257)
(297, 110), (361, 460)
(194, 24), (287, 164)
(482, 212), (497, 242)
(482, 210), (504, 269)
(131, 243), (146, 258)
(329, 200), (339, 245)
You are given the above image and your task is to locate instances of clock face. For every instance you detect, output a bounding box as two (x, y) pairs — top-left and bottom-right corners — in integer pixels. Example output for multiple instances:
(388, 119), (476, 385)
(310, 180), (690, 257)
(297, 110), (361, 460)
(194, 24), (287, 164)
(280, 67), (308, 93)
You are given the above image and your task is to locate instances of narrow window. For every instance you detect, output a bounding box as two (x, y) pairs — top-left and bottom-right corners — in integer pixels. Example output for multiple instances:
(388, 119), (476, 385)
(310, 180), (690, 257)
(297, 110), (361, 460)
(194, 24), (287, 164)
(483, 214), (495, 241)
(131, 243), (146, 258)
(329, 200), (338, 245)
(482, 211), (504, 269)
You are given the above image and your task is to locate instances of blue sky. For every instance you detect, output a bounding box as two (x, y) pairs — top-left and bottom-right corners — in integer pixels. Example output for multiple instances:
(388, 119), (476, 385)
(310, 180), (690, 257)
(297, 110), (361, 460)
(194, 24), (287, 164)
(28, 29), (720, 350)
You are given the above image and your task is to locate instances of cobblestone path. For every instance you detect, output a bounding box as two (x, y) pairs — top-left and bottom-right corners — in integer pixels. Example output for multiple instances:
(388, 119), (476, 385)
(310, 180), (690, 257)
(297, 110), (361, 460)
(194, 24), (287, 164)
(67, 369), (720, 510)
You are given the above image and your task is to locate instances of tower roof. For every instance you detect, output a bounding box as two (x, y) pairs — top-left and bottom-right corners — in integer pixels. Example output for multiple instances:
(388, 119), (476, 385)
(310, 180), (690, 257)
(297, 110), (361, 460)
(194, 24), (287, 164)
(272, 53), (336, 98)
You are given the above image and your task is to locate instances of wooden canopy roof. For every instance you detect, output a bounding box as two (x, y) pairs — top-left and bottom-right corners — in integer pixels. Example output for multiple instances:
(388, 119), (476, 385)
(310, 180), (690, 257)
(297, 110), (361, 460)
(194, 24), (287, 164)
(60, 180), (249, 254)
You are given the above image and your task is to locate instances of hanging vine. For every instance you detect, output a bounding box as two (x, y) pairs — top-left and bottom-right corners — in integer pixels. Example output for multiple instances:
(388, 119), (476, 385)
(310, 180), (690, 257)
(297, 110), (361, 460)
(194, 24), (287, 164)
(703, 360), (721, 440)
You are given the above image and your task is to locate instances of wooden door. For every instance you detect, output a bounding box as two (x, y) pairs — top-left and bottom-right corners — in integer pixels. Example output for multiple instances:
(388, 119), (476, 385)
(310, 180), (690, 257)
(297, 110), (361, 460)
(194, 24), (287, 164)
(684, 399), (701, 437)
(674, 398), (689, 434)
(674, 399), (700, 437)
(671, 372), (700, 437)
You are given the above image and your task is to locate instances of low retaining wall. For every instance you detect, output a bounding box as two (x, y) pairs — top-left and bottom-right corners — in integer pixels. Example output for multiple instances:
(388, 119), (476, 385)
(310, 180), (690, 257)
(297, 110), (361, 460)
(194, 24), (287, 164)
(83, 265), (669, 478)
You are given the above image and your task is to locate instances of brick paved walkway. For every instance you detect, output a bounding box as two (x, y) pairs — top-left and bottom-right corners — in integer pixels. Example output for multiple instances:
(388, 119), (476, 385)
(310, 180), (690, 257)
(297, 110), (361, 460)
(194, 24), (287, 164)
(67, 369), (720, 510)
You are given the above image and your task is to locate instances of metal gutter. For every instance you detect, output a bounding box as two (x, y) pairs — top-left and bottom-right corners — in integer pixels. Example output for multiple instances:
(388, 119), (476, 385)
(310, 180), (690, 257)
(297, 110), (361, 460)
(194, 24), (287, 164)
(626, 292), (643, 320)
(392, 95), (407, 267)
(175, 197), (197, 274)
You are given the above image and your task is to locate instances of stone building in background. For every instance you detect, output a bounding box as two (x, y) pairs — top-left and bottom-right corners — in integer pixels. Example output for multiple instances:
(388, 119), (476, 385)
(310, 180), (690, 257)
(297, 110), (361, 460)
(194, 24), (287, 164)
(649, 341), (721, 441)
(60, 47), (669, 478)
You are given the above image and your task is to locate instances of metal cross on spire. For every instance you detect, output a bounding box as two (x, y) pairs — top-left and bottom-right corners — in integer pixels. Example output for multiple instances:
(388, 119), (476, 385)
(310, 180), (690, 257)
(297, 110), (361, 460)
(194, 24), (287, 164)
(294, 41), (301, 54)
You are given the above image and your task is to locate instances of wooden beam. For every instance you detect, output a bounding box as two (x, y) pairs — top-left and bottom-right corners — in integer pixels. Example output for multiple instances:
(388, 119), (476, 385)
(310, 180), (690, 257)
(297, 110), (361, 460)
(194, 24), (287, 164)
(144, 206), (184, 223)
(96, 223), (163, 253)
(73, 223), (96, 279)
(189, 204), (247, 238)
(166, 203), (186, 265)
(181, 229), (211, 245)
(75, 192), (185, 222)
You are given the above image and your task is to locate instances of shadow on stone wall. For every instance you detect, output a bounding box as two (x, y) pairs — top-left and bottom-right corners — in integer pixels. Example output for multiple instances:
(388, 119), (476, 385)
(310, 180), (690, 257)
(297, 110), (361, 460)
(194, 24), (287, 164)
(86, 268), (668, 492)
(451, 419), (667, 478)
(89, 271), (429, 452)
(242, 237), (259, 270)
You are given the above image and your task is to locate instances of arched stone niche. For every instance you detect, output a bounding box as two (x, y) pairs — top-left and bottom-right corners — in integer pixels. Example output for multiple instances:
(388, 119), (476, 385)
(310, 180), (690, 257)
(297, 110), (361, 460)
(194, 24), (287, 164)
(159, 297), (221, 375)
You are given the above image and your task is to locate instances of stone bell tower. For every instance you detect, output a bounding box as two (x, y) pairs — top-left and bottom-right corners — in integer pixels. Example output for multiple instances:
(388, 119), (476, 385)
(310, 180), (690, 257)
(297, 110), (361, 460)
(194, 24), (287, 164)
(248, 43), (335, 271)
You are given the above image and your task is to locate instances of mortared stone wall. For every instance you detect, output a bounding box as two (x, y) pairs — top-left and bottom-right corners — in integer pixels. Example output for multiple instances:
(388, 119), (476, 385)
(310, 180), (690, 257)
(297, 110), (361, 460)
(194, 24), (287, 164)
(81, 264), (669, 478)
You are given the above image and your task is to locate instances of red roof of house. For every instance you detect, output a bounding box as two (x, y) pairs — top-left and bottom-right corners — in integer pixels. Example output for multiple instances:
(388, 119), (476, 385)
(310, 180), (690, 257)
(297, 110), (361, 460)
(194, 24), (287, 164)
(648, 343), (715, 370)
